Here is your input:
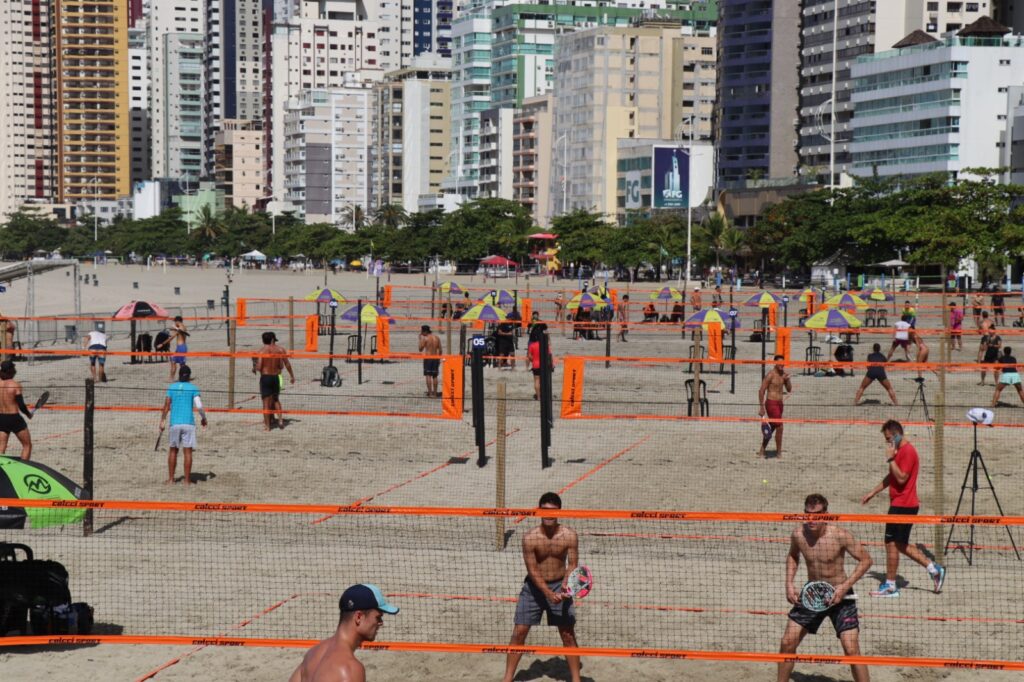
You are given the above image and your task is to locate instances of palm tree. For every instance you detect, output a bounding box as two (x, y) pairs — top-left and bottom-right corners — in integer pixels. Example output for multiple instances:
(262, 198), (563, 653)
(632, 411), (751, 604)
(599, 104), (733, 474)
(340, 204), (366, 231)
(372, 203), (408, 231)
(699, 213), (729, 270)
(720, 223), (747, 273)
(194, 205), (224, 242)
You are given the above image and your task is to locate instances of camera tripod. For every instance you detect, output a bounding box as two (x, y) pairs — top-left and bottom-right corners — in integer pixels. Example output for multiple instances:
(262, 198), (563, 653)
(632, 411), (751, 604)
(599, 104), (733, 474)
(945, 421), (1021, 566)
(906, 377), (932, 422)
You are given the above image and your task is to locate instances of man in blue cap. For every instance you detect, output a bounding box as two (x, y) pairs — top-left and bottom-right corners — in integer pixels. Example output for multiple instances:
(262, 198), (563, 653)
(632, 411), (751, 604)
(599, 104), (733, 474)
(289, 584), (399, 682)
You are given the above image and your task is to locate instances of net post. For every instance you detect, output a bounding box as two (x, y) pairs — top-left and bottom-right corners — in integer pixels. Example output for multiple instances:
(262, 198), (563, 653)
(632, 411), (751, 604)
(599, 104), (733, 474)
(539, 332), (553, 468)
(605, 321), (611, 369)
(760, 307), (768, 380)
(83, 378), (94, 537)
(934, 264), (949, 563)
(471, 335), (486, 466)
(495, 381), (507, 549)
(694, 329), (703, 413)
(227, 320), (237, 409)
(288, 296), (295, 351)
(431, 287), (436, 320)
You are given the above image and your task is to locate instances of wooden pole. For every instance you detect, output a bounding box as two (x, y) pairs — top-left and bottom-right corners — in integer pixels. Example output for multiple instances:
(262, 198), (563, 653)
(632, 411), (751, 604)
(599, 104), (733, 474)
(288, 296), (295, 351)
(227, 320), (237, 409)
(495, 381), (507, 549)
(83, 378), (95, 537)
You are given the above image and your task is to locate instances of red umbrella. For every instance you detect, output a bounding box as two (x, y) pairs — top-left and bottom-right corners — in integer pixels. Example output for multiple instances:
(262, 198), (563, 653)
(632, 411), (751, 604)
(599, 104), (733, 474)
(480, 255), (518, 267)
(528, 233), (558, 240)
(112, 301), (169, 320)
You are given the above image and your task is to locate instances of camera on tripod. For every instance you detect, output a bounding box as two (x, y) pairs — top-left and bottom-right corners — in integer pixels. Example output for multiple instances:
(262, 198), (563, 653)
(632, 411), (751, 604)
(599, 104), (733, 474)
(966, 407), (994, 425)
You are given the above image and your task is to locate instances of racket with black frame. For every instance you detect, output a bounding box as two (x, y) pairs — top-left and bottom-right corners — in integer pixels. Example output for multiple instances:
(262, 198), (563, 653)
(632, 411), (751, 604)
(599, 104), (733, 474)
(30, 391), (49, 417)
(800, 581), (850, 612)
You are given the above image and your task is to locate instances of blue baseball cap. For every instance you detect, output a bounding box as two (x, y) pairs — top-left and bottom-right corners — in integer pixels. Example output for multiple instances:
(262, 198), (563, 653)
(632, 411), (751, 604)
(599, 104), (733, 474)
(339, 584), (399, 615)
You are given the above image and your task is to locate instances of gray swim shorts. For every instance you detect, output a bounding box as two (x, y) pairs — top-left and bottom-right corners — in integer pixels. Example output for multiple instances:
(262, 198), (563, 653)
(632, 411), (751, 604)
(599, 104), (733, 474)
(513, 577), (575, 627)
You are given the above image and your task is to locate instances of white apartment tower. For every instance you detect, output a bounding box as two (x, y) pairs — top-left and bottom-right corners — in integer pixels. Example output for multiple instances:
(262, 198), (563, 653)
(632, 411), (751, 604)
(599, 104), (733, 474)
(0, 0), (54, 216)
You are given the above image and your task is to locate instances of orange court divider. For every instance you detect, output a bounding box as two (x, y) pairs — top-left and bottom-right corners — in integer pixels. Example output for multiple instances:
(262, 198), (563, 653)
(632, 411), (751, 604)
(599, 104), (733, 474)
(236, 298), (247, 326)
(775, 327), (792, 362)
(560, 356), (586, 418)
(806, 292), (816, 315)
(441, 355), (463, 420)
(768, 303), (777, 328)
(707, 325), (723, 362)
(376, 317), (390, 355)
(520, 298), (532, 328)
(304, 315), (318, 352)
(382, 284), (393, 308)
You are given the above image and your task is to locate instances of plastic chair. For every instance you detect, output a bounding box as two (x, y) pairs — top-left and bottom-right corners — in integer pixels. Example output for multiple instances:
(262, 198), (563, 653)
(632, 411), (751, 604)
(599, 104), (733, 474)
(719, 345), (736, 374)
(685, 344), (708, 374)
(864, 308), (876, 327)
(876, 310), (888, 327)
(804, 346), (822, 375)
(685, 379), (709, 416)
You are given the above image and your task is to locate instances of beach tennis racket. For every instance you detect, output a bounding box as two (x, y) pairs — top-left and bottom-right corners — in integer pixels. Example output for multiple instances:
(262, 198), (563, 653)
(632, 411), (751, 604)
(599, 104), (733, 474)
(154, 427), (164, 452)
(563, 565), (593, 600)
(31, 391), (50, 417)
(800, 581), (839, 612)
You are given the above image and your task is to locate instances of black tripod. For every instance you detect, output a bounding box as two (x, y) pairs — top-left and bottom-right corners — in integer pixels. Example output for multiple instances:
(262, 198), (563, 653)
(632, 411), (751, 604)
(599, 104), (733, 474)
(945, 421), (1021, 566)
(906, 377), (931, 422)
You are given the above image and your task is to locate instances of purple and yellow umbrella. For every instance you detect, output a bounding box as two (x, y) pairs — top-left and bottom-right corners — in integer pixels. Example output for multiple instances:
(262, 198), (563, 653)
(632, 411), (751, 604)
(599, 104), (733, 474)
(861, 287), (894, 302)
(649, 286), (683, 302)
(461, 303), (508, 322)
(824, 292), (869, 311)
(804, 308), (861, 330)
(437, 281), (463, 295)
(743, 291), (783, 308)
(340, 304), (394, 324)
(684, 308), (738, 330)
(478, 289), (517, 307)
(304, 288), (347, 304)
(566, 292), (608, 311)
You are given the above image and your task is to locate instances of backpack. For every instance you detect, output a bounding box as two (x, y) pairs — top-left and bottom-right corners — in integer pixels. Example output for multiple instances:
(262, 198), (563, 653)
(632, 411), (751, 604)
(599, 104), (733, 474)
(321, 365), (342, 387)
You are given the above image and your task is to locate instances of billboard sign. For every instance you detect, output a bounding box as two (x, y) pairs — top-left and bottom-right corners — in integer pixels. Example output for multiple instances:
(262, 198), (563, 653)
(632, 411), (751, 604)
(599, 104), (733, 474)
(652, 146), (690, 209)
(625, 171), (643, 209)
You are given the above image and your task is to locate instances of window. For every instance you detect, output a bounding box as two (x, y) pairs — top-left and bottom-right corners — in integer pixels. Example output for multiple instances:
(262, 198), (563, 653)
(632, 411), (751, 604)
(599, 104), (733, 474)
(701, 47), (713, 56)
(927, 1), (938, 9)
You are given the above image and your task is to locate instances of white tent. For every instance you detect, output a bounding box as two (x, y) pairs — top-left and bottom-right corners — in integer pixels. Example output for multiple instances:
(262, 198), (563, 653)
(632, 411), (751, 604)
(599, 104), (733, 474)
(241, 249), (267, 261)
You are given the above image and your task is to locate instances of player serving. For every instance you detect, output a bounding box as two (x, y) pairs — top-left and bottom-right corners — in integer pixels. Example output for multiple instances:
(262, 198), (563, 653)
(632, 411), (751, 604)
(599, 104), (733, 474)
(778, 494), (873, 682)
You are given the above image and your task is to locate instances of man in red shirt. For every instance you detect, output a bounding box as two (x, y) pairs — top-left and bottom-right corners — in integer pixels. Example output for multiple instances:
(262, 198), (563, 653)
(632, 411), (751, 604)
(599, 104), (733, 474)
(861, 420), (946, 597)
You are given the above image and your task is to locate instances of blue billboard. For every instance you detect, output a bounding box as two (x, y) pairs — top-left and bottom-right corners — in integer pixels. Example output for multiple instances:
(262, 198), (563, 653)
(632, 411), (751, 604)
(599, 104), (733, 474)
(652, 146), (690, 209)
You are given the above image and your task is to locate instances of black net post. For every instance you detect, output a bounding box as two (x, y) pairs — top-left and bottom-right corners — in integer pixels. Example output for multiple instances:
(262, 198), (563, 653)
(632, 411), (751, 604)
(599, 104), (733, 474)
(82, 378), (94, 537)
(605, 320), (612, 369)
(539, 332), (553, 468)
(730, 308), (737, 394)
(760, 307), (768, 380)
(356, 298), (363, 385)
(470, 334), (486, 467)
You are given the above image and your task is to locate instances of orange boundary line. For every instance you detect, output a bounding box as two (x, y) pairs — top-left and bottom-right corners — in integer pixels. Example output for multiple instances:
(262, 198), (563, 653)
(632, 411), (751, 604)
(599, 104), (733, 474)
(8, 498), (1023, 526)
(310, 428), (522, 525)
(0, 636), (1020, 670)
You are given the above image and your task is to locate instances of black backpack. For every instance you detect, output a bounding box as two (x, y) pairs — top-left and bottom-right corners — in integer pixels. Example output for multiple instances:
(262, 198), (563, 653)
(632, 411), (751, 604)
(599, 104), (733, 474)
(321, 365), (342, 387)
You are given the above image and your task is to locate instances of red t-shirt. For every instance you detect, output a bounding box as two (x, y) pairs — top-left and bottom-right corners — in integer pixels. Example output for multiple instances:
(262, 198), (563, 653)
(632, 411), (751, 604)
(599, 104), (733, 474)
(889, 441), (920, 507)
(528, 341), (541, 369)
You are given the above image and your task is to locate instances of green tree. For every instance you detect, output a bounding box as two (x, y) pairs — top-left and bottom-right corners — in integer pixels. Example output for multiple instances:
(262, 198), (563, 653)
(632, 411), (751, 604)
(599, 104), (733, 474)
(0, 210), (66, 259)
(438, 199), (533, 261)
(340, 204), (367, 231)
(549, 210), (614, 267)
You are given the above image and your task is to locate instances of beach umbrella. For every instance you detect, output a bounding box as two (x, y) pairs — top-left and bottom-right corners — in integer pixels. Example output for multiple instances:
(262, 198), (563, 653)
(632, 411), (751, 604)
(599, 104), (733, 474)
(824, 292), (869, 311)
(566, 292), (608, 311)
(480, 255), (518, 267)
(112, 300), (169, 320)
(861, 287), (894, 302)
(684, 308), (738, 330)
(437, 281), (462, 295)
(649, 287), (683, 302)
(0, 457), (89, 529)
(798, 288), (817, 302)
(743, 291), (783, 308)
(340, 304), (394, 324)
(350, 259), (363, 267)
(478, 289), (518, 306)
(804, 308), (862, 330)
(304, 288), (347, 304)
(461, 303), (508, 322)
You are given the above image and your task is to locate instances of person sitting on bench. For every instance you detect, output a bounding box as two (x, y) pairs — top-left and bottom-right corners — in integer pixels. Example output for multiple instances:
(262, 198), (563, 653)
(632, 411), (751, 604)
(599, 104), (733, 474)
(642, 303), (658, 323)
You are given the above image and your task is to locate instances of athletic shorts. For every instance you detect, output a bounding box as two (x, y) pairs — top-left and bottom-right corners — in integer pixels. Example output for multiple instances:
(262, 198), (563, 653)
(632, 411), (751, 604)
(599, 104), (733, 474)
(788, 594), (859, 637)
(497, 337), (515, 356)
(973, 308), (982, 317)
(866, 367), (887, 381)
(423, 359), (440, 377)
(259, 374), (280, 398)
(173, 344), (188, 365)
(531, 367), (542, 377)
(983, 348), (999, 364)
(894, 339), (910, 349)
(89, 344), (107, 366)
(764, 399), (784, 424)
(513, 578), (575, 627)
(169, 424), (196, 449)
(0, 413), (28, 435)
(999, 372), (1022, 386)
(884, 505), (918, 545)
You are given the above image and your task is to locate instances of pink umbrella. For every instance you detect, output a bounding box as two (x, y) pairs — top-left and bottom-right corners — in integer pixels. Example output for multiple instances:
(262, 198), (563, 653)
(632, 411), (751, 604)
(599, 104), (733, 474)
(112, 301), (169, 320)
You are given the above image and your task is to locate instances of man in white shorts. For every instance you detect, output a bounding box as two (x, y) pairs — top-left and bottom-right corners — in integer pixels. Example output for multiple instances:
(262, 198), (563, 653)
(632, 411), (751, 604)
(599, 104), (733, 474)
(158, 365), (207, 485)
(83, 326), (109, 382)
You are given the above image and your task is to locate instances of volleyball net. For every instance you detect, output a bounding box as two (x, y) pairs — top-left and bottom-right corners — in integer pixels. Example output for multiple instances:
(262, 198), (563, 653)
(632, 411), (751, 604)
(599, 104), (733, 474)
(1, 500), (1023, 672)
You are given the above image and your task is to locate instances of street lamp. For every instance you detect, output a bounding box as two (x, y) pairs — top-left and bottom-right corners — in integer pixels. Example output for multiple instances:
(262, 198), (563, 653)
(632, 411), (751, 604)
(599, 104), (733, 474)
(829, 0), (838, 190)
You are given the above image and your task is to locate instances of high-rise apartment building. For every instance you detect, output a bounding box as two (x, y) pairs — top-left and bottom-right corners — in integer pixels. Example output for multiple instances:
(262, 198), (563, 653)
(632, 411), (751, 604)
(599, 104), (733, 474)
(715, 0), (801, 185)
(129, 20), (151, 186)
(149, 0), (205, 181)
(851, 20), (1024, 179)
(373, 56), (452, 211)
(550, 21), (712, 220)
(215, 119), (265, 208)
(876, 0), (994, 48)
(413, 0), (454, 57)
(0, 0), (54, 216)
(477, 107), (514, 199)
(283, 86), (375, 225)
(54, 0), (131, 203)
(512, 95), (553, 226)
(995, 0), (1024, 33)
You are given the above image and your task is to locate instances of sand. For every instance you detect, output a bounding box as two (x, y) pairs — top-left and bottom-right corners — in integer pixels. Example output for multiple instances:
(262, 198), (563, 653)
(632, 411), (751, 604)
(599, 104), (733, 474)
(0, 262), (1022, 680)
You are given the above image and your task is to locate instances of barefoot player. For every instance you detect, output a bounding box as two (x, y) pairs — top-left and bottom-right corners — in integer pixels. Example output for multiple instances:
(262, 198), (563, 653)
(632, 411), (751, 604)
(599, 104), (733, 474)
(254, 331), (295, 430)
(502, 492), (581, 682)
(0, 360), (34, 460)
(778, 493), (873, 682)
(758, 355), (792, 458)
(418, 325), (442, 397)
(289, 584), (399, 682)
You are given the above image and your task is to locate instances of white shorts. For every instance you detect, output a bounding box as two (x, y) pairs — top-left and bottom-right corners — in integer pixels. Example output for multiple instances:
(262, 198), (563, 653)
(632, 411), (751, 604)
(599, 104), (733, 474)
(169, 424), (196, 449)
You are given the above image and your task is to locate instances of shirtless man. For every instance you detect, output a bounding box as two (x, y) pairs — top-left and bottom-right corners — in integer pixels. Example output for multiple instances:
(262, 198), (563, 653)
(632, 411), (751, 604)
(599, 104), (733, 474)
(689, 286), (702, 312)
(758, 355), (792, 458)
(502, 492), (581, 682)
(778, 493), (873, 682)
(971, 292), (985, 328)
(253, 331), (295, 430)
(418, 325), (442, 397)
(165, 316), (190, 379)
(617, 294), (629, 342)
(0, 361), (34, 460)
(289, 584), (399, 682)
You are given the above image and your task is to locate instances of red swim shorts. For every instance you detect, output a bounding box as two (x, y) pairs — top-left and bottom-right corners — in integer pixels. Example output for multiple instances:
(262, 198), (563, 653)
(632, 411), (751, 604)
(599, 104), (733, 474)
(765, 399), (784, 422)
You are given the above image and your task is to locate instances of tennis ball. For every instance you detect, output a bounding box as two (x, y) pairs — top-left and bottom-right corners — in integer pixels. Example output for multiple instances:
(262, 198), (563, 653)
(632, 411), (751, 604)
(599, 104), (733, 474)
(762, 479), (769, 485)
